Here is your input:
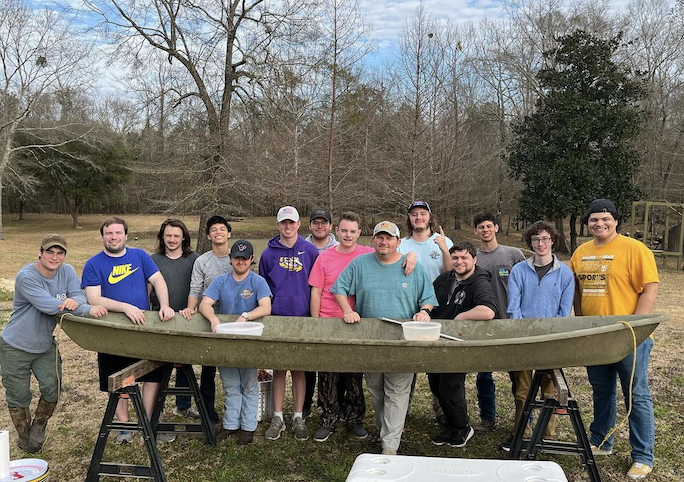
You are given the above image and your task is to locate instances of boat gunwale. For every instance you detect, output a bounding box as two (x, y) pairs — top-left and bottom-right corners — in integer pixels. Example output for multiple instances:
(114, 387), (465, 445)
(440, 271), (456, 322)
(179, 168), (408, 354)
(59, 313), (666, 348)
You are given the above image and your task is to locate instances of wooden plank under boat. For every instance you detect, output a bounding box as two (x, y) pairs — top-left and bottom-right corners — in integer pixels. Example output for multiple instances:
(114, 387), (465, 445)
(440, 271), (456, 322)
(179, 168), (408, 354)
(57, 312), (665, 373)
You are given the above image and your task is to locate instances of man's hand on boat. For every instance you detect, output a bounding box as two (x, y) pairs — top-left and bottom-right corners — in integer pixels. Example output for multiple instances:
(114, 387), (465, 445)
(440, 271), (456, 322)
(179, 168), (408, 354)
(122, 304), (174, 325)
(343, 311), (361, 324)
(88, 305), (108, 318)
(159, 306), (175, 322)
(179, 307), (195, 320)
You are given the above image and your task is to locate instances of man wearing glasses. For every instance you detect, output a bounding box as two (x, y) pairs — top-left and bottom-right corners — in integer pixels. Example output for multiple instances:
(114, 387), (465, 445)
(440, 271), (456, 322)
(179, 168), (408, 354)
(302, 209), (339, 419)
(503, 221), (574, 450)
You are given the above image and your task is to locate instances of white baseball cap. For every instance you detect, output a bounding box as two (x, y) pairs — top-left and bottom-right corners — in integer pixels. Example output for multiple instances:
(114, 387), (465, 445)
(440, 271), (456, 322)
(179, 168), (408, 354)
(277, 206), (300, 223)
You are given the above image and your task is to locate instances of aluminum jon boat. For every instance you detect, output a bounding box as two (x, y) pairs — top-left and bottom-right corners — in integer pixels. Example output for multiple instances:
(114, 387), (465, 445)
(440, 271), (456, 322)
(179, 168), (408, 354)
(58, 312), (665, 373)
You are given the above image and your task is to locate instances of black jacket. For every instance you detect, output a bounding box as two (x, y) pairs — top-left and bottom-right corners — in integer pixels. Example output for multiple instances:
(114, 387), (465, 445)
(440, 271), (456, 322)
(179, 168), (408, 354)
(432, 266), (499, 320)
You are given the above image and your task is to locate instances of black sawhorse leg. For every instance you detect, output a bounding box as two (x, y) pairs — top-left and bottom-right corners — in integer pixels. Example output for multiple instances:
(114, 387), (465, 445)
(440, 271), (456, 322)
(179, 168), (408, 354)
(86, 384), (166, 481)
(151, 364), (216, 446)
(509, 368), (601, 482)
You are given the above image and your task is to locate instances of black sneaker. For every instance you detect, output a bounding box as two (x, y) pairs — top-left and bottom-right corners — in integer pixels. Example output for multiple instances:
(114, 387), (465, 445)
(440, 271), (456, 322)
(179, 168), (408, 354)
(313, 426), (332, 442)
(499, 434), (513, 452)
(432, 428), (452, 446)
(448, 426), (474, 448)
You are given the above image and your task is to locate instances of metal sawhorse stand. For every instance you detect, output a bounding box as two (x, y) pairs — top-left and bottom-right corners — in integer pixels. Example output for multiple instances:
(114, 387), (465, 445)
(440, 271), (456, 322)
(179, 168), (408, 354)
(508, 368), (602, 482)
(85, 360), (216, 481)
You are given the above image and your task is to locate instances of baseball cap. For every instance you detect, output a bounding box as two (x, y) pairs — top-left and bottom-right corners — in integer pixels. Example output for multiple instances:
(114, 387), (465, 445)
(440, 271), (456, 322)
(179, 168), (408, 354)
(309, 209), (332, 223)
(584, 198), (618, 224)
(408, 200), (431, 214)
(277, 206), (300, 223)
(373, 221), (400, 238)
(230, 239), (254, 258)
(41, 234), (68, 252)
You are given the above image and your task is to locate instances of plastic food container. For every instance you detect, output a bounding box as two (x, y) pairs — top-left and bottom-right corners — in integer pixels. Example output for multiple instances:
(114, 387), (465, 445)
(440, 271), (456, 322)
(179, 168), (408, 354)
(401, 321), (441, 341)
(215, 321), (264, 336)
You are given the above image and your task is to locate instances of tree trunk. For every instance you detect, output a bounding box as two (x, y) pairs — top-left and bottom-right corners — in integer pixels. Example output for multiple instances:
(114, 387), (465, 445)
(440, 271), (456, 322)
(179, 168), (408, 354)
(196, 212), (210, 254)
(569, 213), (578, 253)
(554, 216), (569, 253)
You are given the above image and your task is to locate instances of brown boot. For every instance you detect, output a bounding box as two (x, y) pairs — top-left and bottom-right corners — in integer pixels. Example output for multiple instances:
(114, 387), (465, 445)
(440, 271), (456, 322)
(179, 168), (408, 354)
(27, 399), (57, 453)
(8, 407), (31, 451)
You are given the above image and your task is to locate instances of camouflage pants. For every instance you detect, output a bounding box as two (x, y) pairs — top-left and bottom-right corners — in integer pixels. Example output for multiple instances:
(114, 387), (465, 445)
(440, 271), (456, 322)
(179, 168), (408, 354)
(317, 372), (365, 429)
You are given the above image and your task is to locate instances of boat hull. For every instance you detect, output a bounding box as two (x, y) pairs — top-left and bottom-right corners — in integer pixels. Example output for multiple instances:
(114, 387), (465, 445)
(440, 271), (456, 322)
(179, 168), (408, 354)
(57, 312), (665, 373)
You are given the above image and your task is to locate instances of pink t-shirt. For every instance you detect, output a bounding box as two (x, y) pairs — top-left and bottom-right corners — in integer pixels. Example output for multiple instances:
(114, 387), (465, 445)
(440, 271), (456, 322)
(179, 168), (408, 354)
(308, 244), (374, 317)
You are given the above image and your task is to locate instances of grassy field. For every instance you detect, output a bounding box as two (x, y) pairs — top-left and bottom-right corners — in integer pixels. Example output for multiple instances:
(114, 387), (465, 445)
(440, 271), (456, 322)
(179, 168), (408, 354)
(0, 214), (682, 481)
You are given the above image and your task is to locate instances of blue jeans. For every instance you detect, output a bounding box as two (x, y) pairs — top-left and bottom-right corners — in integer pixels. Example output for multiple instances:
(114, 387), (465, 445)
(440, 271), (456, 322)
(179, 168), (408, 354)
(219, 367), (258, 432)
(587, 337), (654, 466)
(476, 372), (496, 420)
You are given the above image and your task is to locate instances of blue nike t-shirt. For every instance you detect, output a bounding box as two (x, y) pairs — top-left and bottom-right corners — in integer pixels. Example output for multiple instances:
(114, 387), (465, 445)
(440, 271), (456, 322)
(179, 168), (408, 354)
(81, 247), (160, 310)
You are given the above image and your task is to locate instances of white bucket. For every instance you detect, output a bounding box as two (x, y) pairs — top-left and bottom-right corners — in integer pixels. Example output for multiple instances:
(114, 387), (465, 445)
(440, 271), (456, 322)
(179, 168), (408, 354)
(215, 322), (264, 336)
(1, 459), (49, 481)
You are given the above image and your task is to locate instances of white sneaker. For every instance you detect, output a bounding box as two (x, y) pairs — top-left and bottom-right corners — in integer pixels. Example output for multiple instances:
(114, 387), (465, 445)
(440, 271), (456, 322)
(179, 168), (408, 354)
(116, 431), (133, 445)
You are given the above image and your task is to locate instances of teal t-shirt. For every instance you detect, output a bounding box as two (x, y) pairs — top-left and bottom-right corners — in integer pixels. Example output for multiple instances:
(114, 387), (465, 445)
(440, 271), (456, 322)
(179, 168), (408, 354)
(331, 253), (438, 320)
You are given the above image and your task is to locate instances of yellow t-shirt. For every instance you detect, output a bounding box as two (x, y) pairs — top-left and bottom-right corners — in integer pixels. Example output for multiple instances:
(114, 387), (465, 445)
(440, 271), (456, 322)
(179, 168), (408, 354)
(570, 234), (659, 316)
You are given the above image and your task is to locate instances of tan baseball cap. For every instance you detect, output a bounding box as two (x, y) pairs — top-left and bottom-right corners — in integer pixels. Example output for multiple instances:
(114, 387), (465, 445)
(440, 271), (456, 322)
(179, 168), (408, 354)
(41, 234), (68, 252)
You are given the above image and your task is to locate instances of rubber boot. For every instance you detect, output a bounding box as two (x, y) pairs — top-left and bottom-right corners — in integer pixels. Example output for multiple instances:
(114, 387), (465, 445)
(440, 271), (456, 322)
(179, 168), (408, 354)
(26, 399), (57, 453)
(8, 407), (32, 451)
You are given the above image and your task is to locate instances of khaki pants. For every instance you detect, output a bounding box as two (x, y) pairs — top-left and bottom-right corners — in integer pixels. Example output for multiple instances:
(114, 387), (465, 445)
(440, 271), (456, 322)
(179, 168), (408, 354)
(512, 370), (556, 438)
(365, 372), (413, 450)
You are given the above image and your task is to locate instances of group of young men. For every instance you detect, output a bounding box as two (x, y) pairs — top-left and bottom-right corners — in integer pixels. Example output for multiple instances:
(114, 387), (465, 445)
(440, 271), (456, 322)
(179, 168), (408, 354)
(0, 198), (658, 479)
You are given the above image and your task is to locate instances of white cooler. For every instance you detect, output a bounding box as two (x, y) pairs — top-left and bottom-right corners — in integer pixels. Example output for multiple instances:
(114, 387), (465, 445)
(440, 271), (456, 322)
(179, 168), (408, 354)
(346, 454), (568, 482)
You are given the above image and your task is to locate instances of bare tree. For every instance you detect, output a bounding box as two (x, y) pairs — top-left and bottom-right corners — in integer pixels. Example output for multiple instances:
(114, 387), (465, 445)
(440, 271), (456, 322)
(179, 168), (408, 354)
(87, 0), (316, 250)
(319, 0), (373, 214)
(0, 0), (93, 239)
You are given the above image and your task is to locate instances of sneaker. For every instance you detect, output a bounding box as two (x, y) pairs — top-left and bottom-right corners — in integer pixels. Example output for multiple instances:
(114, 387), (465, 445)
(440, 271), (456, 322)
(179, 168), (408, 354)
(449, 426), (474, 448)
(499, 435), (513, 452)
(216, 427), (239, 442)
(473, 418), (495, 434)
(237, 429), (255, 445)
(157, 431), (177, 443)
(432, 428), (452, 446)
(626, 462), (652, 479)
(314, 426), (332, 442)
(381, 447), (397, 455)
(116, 431), (133, 445)
(591, 443), (613, 456)
(349, 425), (368, 440)
(292, 416), (309, 441)
(174, 407), (200, 419)
(265, 417), (285, 440)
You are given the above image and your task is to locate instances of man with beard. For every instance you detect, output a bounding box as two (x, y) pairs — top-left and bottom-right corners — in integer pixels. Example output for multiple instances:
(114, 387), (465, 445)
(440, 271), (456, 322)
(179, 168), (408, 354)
(331, 221), (437, 455)
(302, 208), (339, 419)
(150, 219), (200, 420)
(428, 241), (498, 449)
(82, 217), (175, 444)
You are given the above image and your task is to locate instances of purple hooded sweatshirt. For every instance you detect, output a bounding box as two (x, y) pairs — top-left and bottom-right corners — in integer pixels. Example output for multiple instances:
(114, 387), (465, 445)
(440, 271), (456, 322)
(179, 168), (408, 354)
(258, 234), (319, 316)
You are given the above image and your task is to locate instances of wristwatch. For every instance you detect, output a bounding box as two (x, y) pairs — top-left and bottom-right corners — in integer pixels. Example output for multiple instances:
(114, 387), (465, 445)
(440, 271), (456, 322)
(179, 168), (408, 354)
(241, 312), (250, 321)
(420, 308), (432, 316)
